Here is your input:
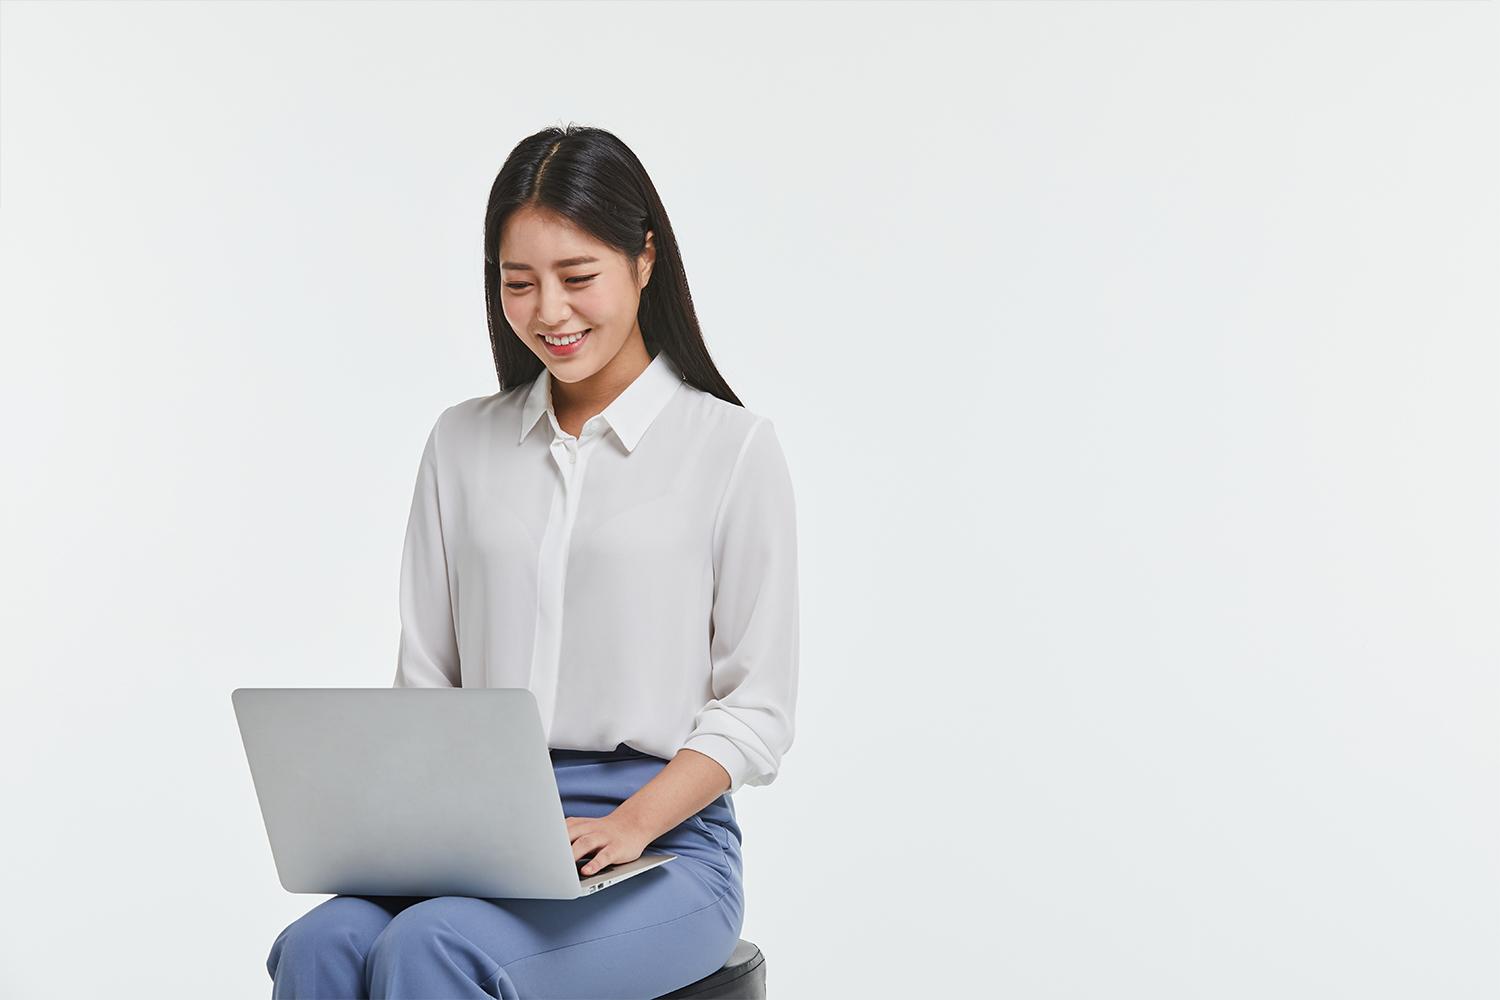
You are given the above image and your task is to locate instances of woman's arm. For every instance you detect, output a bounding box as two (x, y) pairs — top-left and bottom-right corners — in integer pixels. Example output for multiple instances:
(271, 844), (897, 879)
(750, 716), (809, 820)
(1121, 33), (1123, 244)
(393, 412), (461, 688)
(611, 747), (731, 843)
(676, 417), (800, 794)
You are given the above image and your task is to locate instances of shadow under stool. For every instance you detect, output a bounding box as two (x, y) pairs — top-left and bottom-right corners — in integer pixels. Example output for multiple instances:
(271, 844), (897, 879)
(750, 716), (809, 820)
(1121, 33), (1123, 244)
(652, 938), (766, 998)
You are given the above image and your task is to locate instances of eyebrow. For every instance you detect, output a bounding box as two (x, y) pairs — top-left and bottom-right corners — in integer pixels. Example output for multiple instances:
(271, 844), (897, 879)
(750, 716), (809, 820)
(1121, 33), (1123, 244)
(499, 255), (601, 272)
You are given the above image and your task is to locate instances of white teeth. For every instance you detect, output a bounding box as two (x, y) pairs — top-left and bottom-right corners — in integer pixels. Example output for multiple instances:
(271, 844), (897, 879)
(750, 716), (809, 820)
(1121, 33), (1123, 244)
(543, 330), (587, 346)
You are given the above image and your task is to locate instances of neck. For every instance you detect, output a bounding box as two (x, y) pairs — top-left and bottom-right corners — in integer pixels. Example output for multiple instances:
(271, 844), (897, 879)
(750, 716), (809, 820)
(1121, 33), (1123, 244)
(550, 327), (653, 421)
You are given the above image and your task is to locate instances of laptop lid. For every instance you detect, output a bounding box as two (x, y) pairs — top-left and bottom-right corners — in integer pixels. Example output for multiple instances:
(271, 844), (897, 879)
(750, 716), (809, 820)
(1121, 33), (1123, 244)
(231, 687), (675, 899)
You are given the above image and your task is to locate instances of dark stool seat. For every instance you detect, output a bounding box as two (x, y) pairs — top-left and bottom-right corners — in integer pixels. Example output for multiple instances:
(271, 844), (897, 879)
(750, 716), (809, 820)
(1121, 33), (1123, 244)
(653, 939), (767, 999)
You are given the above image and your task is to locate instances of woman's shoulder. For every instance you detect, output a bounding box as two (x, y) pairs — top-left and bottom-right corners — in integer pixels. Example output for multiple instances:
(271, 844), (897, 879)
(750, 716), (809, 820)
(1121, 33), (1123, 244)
(431, 382), (531, 432)
(673, 380), (776, 443)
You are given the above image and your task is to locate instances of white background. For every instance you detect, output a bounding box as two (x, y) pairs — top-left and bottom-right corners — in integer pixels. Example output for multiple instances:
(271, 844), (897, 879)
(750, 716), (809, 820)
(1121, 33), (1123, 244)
(1, 1), (1496, 997)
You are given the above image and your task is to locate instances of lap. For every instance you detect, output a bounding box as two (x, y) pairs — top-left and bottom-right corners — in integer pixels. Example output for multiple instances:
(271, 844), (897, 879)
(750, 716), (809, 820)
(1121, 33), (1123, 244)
(271, 747), (746, 995)
(374, 857), (742, 995)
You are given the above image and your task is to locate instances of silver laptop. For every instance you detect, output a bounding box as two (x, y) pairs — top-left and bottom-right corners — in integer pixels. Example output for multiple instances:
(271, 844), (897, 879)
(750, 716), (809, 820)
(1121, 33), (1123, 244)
(231, 687), (676, 899)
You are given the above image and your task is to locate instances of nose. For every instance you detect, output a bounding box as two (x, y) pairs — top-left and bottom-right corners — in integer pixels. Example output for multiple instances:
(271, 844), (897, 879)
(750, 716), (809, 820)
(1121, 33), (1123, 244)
(535, 282), (573, 329)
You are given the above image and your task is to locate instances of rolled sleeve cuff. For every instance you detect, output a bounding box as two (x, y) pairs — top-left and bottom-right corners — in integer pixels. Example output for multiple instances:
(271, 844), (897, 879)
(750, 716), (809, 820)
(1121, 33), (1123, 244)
(680, 732), (762, 796)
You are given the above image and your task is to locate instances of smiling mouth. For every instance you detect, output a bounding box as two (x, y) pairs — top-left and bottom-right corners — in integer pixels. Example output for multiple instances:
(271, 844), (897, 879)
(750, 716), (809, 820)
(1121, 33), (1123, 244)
(538, 329), (590, 345)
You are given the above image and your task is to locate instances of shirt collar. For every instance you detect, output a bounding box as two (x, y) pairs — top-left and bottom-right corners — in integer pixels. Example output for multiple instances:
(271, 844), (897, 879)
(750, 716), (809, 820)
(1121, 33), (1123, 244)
(518, 349), (685, 452)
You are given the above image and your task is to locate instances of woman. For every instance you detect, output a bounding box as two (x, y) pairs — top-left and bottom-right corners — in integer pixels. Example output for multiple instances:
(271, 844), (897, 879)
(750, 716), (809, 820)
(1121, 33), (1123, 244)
(265, 124), (799, 999)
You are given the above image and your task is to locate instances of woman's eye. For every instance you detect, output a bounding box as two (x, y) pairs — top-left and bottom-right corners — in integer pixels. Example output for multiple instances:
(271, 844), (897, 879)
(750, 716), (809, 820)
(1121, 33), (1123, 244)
(504, 275), (596, 291)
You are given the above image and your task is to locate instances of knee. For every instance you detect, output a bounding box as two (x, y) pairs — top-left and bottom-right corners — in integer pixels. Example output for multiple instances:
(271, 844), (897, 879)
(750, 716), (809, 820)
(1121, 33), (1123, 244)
(366, 898), (501, 983)
(266, 896), (395, 981)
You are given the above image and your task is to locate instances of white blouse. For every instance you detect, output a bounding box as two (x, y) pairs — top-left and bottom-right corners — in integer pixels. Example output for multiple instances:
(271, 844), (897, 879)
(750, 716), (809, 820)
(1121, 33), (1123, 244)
(392, 348), (799, 795)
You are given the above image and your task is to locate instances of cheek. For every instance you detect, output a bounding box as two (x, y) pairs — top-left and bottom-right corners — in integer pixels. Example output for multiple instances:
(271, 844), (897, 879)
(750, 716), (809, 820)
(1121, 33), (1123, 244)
(583, 283), (631, 325)
(501, 297), (531, 331)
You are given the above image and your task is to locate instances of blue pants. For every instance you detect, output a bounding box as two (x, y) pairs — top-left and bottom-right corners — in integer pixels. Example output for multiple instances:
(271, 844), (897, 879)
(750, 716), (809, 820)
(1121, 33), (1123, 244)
(266, 744), (745, 999)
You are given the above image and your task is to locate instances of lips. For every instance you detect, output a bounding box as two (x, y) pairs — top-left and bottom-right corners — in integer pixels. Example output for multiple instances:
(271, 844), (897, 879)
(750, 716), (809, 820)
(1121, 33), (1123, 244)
(538, 328), (591, 356)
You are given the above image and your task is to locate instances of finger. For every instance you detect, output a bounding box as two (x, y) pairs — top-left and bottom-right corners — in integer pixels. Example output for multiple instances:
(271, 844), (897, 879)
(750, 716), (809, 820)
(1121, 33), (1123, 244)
(573, 835), (602, 865)
(580, 849), (609, 876)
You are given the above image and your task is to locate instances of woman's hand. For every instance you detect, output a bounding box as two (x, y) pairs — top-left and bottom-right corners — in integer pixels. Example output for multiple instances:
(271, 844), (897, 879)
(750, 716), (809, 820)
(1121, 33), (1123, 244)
(564, 811), (652, 876)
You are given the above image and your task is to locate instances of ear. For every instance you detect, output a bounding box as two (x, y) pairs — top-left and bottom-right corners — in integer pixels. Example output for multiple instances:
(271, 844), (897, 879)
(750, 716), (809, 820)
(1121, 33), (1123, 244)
(638, 230), (656, 289)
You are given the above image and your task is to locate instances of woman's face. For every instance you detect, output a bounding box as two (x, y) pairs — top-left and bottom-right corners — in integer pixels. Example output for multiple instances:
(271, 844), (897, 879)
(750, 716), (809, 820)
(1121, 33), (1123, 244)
(498, 205), (655, 387)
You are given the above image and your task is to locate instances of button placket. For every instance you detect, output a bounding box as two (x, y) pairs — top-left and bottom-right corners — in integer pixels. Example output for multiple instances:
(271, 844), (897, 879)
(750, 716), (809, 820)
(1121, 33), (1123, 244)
(529, 422), (600, 742)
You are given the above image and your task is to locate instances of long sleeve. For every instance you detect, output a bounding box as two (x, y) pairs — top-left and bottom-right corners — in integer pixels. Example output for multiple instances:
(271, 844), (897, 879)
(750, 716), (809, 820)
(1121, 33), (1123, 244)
(393, 412), (461, 688)
(680, 418), (800, 794)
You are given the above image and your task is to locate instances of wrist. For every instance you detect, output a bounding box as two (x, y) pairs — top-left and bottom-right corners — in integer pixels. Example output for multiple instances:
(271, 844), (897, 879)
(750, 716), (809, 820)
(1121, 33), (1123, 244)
(611, 798), (661, 844)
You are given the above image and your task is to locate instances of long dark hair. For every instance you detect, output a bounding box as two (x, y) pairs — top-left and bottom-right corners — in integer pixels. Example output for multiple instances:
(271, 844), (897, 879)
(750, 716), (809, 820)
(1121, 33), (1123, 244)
(482, 125), (743, 406)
